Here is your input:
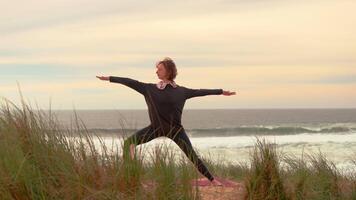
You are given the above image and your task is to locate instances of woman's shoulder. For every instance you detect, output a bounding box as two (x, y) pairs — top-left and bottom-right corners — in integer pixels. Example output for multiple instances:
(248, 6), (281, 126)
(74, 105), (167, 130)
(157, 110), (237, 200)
(146, 83), (187, 90)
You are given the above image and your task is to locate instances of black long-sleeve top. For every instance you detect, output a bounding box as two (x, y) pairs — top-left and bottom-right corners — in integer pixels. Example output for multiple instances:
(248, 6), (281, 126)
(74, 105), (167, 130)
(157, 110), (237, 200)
(109, 76), (223, 134)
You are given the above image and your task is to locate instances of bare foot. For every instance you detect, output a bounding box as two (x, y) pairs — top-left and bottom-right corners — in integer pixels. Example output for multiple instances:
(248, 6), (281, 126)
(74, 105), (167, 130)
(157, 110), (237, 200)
(210, 179), (223, 186)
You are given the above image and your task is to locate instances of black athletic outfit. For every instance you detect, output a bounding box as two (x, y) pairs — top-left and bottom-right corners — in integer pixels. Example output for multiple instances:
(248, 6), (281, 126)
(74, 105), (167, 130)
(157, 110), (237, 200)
(109, 76), (223, 181)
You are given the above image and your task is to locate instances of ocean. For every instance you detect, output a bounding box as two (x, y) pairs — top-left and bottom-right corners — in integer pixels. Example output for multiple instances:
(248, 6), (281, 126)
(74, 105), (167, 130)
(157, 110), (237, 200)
(51, 109), (356, 172)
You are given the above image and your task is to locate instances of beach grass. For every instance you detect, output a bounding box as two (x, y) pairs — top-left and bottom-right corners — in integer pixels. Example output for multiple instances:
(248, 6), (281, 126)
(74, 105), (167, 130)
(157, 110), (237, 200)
(243, 138), (356, 200)
(0, 95), (207, 199)
(1, 94), (356, 199)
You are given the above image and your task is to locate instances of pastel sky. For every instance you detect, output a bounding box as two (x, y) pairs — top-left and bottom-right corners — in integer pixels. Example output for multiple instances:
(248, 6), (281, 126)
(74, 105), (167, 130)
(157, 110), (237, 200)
(1, 0), (355, 109)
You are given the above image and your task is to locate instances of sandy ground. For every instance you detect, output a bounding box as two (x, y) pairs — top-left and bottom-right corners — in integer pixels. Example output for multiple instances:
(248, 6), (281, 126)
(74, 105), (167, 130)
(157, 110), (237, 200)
(141, 177), (245, 200)
(192, 177), (245, 200)
(197, 185), (245, 200)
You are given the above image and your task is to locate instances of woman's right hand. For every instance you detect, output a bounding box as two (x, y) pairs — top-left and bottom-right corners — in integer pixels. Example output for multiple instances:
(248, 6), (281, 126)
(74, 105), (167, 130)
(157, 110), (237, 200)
(222, 90), (236, 96)
(96, 76), (110, 81)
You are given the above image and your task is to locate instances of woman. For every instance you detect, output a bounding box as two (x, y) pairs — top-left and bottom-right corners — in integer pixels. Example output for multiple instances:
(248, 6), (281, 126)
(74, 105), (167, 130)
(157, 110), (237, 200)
(96, 57), (236, 186)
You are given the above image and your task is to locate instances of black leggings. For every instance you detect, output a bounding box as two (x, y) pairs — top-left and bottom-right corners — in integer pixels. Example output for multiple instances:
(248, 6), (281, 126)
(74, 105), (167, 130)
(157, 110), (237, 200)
(122, 125), (215, 181)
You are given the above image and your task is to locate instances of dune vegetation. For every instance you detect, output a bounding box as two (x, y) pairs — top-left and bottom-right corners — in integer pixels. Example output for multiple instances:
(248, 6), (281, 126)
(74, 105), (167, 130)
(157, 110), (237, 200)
(0, 94), (355, 200)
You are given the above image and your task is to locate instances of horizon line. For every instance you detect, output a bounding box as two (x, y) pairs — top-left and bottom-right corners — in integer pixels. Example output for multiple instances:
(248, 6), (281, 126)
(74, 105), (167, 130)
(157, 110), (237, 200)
(34, 107), (356, 111)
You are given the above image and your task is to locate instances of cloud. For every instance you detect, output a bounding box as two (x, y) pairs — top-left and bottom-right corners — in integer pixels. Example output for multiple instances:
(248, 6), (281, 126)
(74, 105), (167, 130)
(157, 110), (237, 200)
(0, 0), (292, 34)
(1, 0), (355, 108)
(1, 0), (355, 67)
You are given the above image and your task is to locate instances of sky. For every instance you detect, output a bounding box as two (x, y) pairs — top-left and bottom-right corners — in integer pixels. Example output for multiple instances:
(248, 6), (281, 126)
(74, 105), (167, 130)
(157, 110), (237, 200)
(1, 0), (355, 110)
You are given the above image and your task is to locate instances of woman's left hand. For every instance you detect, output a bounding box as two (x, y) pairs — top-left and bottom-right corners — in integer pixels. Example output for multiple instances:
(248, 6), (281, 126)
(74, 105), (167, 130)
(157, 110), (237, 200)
(222, 90), (236, 96)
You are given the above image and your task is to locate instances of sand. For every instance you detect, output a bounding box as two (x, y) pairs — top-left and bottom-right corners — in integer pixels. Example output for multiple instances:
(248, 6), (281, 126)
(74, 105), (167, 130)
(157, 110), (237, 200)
(192, 177), (245, 200)
(141, 177), (245, 200)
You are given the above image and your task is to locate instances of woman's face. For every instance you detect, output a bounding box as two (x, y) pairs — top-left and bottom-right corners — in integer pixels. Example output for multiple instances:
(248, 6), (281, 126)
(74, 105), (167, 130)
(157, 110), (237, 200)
(156, 63), (168, 80)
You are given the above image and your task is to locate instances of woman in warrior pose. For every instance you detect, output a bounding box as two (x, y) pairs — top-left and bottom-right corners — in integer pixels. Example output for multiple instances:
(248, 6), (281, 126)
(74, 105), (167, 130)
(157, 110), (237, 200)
(96, 57), (236, 186)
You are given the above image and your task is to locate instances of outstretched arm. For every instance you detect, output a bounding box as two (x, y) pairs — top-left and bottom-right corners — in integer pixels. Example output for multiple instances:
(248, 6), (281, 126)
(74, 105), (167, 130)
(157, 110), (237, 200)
(96, 75), (146, 95)
(184, 87), (223, 99)
(184, 87), (236, 99)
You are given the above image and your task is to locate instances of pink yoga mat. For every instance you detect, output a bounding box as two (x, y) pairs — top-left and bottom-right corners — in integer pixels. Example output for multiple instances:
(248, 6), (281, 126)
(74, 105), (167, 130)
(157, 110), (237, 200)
(190, 177), (240, 187)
